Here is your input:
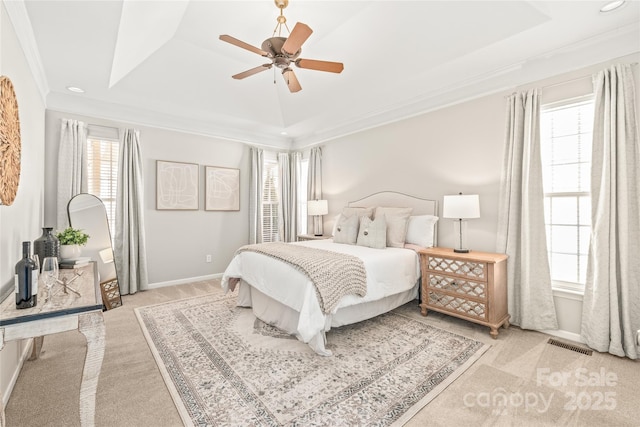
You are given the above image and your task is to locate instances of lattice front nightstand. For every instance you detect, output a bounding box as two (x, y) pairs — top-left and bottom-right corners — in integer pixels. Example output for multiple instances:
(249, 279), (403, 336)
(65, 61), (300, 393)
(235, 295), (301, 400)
(419, 247), (510, 338)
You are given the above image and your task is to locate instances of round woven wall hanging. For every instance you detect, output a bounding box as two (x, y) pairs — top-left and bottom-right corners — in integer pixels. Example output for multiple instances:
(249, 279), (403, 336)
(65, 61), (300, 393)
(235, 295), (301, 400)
(0, 75), (21, 206)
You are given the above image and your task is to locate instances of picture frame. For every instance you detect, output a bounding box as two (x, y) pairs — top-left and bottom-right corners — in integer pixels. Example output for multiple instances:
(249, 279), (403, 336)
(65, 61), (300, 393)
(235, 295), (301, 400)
(156, 160), (199, 210)
(205, 165), (240, 211)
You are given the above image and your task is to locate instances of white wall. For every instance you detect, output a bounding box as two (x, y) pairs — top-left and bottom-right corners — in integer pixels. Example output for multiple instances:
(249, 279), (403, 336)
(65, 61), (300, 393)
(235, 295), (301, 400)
(43, 110), (251, 286)
(320, 52), (640, 339)
(0, 1), (46, 407)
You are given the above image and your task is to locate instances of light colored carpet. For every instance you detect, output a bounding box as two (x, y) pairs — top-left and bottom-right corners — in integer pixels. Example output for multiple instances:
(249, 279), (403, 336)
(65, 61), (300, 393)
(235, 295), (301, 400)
(135, 292), (489, 426)
(4, 279), (640, 426)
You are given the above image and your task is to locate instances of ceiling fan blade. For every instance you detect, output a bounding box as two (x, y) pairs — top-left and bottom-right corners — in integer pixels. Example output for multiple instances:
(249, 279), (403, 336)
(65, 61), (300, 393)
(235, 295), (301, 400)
(282, 68), (302, 93)
(219, 35), (269, 57)
(281, 22), (313, 56)
(232, 64), (272, 80)
(295, 58), (344, 74)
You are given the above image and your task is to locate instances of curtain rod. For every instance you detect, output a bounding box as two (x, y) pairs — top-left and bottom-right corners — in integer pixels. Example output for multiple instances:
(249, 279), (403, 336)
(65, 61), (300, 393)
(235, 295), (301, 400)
(509, 62), (639, 95)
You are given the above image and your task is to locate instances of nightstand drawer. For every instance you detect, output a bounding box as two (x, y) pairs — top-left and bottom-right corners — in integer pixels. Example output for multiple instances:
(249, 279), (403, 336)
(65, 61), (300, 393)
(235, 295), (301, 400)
(428, 290), (487, 321)
(428, 256), (487, 281)
(428, 274), (486, 299)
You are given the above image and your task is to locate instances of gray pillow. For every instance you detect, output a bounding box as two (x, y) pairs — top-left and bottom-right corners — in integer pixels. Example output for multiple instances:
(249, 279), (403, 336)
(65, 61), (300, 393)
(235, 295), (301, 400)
(342, 206), (374, 219)
(374, 206), (413, 248)
(356, 215), (387, 249)
(333, 214), (359, 245)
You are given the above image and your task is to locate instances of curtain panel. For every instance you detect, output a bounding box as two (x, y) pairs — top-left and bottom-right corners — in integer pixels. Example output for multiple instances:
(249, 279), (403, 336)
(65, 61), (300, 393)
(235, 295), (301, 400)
(497, 89), (558, 330)
(57, 119), (87, 229)
(278, 152), (300, 242)
(307, 146), (323, 235)
(581, 64), (640, 359)
(114, 129), (148, 295)
(249, 148), (264, 244)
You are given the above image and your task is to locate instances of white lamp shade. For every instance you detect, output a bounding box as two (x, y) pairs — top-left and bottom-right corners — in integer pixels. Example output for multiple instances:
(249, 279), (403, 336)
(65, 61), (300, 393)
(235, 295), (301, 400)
(307, 199), (328, 216)
(442, 194), (480, 219)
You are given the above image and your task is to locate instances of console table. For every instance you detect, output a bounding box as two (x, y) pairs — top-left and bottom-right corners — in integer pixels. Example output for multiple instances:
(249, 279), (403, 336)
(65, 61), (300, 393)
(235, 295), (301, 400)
(0, 262), (105, 427)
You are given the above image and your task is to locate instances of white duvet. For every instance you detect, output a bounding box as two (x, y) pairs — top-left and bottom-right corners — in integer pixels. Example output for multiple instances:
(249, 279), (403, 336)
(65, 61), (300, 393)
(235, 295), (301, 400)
(221, 239), (420, 344)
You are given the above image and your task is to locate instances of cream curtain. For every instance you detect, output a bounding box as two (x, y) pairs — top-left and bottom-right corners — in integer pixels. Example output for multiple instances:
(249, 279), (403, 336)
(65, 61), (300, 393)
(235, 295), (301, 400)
(57, 119), (87, 229)
(581, 64), (640, 359)
(278, 152), (300, 242)
(307, 146), (323, 235)
(114, 129), (148, 295)
(249, 147), (264, 244)
(497, 89), (558, 330)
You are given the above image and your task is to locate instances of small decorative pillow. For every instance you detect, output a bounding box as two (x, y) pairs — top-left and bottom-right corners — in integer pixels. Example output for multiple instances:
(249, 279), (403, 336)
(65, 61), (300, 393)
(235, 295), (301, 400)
(342, 206), (374, 220)
(331, 214), (342, 236)
(356, 215), (387, 249)
(405, 215), (439, 248)
(332, 214), (359, 245)
(374, 206), (413, 248)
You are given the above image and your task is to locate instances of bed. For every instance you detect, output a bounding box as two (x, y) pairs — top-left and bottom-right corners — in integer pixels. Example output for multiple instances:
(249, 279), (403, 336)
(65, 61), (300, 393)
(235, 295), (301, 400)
(221, 191), (439, 355)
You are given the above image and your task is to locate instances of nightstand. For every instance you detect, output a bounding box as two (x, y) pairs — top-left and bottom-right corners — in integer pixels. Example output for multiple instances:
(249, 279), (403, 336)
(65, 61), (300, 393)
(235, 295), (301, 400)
(297, 234), (332, 241)
(419, 247), (510, 339)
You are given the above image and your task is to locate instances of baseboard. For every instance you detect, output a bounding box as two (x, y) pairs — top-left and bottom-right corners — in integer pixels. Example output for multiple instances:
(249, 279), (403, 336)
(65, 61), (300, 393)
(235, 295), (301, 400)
(146, 273), (223, 290)
(2, 338), (33, 408)
(541, 329), (585, 344)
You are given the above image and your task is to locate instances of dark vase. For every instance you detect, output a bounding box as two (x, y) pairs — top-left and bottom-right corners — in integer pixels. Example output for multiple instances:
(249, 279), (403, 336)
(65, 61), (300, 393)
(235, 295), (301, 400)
(34, 227), (60, 269)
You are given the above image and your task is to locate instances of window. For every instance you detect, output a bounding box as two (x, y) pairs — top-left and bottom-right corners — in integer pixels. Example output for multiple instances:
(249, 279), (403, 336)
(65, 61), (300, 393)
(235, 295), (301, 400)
(262, 160), (279, 242)
(540, 97), (594, 289)
(86, 138), (119, 239)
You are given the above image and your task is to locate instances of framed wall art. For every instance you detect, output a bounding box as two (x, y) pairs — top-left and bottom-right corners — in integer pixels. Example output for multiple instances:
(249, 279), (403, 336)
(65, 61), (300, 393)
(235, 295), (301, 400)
(156, 160), (199, 210)
(205, 166), (240, 211)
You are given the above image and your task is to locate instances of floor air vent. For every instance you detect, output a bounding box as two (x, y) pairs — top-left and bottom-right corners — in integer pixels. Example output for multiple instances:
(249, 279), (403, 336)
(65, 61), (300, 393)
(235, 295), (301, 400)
(547, 338), (593, 356)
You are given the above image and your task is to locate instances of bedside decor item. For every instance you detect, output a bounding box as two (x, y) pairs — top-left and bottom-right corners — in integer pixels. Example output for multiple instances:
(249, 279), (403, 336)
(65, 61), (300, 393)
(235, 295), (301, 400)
(0, 75), (21, 206)
(307, 199), (328, 236)
(56, 227), (90, 260)
(443, 193), (480, 253)
(205, 165), (240, 211)
(156, 160), (199, 210)
(34, 227), (60, 266)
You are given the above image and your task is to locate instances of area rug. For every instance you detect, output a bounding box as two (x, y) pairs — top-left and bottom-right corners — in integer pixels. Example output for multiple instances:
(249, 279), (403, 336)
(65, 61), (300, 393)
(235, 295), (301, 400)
(135, 292), (489, 426)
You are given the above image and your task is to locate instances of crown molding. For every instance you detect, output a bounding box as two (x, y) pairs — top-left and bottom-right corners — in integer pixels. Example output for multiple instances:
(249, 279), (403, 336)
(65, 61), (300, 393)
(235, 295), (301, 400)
(3, 0), (49, 104)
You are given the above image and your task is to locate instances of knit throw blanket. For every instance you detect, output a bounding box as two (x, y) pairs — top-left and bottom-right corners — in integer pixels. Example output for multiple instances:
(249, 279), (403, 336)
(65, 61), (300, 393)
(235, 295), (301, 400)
(235, 242), (367, 314)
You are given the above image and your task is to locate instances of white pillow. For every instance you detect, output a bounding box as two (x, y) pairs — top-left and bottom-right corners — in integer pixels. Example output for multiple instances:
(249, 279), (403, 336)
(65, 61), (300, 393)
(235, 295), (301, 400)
(356, 215), (387, 249)
(405, 215), (439, 248)
(374, 207), (413, 248)
(331, 214), (341, 236)
(332, 214), (359, 245)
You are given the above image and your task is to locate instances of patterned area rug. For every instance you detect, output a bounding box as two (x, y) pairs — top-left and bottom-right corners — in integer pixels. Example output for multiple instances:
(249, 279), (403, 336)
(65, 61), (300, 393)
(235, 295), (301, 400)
(135, 292), (489, 426)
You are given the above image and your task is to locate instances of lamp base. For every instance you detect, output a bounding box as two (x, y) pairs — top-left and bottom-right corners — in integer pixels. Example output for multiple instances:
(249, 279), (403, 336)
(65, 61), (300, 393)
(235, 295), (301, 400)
(454, 248), (470, 253)
(314, 233), (323, 237)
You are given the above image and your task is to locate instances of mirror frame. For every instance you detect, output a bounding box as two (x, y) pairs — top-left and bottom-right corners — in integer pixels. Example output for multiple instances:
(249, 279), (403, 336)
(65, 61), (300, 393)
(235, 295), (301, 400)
(67, 193), (122, 309)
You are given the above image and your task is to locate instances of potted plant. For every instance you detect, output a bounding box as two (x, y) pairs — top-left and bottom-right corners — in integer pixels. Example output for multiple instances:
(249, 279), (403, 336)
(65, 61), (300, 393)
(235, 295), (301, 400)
(56, 227), (90, 260)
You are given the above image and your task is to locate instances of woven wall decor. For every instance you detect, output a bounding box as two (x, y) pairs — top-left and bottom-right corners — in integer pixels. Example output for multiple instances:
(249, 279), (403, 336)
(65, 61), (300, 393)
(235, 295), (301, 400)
(0, 75), (21, 206)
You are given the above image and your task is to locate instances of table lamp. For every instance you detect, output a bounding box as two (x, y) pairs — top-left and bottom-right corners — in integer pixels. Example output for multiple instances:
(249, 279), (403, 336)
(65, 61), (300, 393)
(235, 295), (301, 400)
(307, 199), (328, 236)
(443, 193), (480, 253)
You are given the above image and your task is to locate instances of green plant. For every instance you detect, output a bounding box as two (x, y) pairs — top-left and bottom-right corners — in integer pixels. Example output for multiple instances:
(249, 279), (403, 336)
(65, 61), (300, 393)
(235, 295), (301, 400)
(56, 227), (90, 245)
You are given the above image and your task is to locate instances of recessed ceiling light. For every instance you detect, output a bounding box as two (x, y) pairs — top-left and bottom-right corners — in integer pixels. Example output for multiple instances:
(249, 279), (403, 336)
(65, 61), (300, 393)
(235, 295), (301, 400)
(66, 86), (85, 93)
(280, 131), (288, 135)
(600, 0), (625, 12)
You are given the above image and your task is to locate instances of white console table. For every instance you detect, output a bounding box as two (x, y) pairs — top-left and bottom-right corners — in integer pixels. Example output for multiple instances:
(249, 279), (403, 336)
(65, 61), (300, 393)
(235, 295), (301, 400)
(0, 262), (105, 427)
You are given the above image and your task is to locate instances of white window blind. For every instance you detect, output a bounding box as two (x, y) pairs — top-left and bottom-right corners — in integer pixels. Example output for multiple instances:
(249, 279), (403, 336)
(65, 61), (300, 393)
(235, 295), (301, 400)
(262, 161), (280, 242)
(540, 98), (594, 288)
(86, 138), (119, 239)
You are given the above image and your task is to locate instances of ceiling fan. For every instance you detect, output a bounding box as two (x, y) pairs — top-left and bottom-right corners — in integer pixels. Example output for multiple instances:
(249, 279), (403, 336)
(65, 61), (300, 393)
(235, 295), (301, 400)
(219, 0), (344, 93)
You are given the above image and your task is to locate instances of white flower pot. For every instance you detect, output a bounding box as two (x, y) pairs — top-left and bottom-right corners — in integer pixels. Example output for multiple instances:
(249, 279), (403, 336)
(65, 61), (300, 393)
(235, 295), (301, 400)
(60, 244), (81, 260)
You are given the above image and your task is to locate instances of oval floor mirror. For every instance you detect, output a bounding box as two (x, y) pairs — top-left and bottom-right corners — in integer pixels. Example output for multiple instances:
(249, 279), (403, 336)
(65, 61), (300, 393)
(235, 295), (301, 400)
(68, 193), (122, 309)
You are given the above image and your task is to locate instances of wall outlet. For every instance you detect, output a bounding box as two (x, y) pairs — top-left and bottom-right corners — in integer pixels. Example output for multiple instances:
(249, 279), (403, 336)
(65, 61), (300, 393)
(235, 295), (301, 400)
(206, 254), (212, 263)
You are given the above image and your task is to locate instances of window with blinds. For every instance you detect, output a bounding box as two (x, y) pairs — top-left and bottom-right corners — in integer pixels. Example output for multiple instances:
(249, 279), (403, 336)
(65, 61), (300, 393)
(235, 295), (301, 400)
(86, 138), (119, 239)
(262, 161), (280, 242)
(540, 98), (594, 288)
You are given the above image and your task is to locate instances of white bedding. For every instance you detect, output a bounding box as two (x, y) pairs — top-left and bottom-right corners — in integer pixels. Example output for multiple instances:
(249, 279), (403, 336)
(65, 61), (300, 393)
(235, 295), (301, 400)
(221, 239), (420, 352)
